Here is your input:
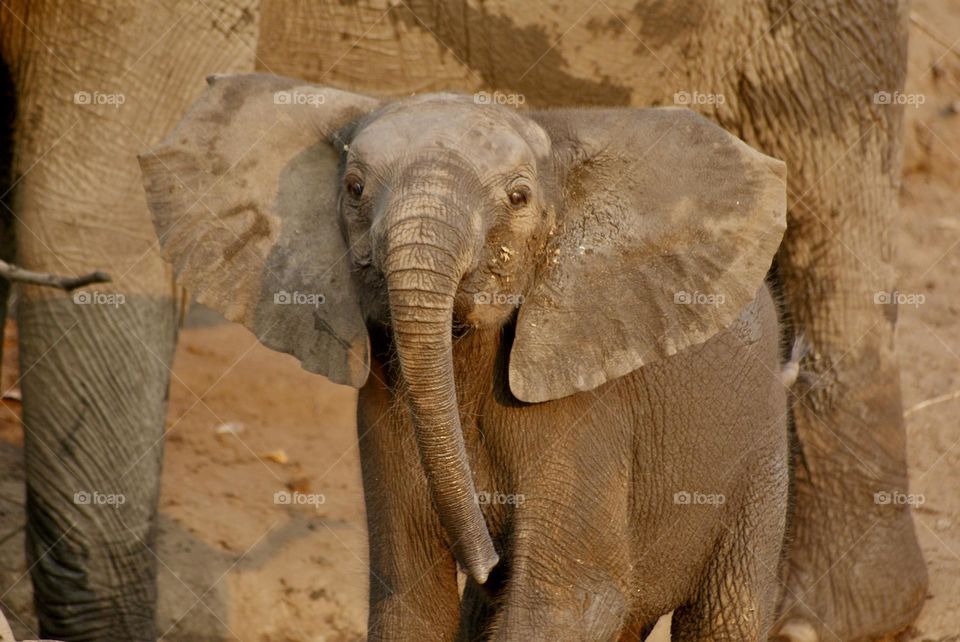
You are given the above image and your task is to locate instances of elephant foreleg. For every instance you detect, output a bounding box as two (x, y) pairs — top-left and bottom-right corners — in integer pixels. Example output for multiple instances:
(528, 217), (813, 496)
(19, 297), (176, 639)
(357, 361), (462, 642)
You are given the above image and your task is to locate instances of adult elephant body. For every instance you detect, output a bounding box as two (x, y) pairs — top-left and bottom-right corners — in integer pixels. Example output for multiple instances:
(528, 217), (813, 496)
(254, 1), (924, 639)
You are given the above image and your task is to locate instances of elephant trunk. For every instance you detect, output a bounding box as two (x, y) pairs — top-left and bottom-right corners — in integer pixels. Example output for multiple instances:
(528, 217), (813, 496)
(382, 195), (499, 585)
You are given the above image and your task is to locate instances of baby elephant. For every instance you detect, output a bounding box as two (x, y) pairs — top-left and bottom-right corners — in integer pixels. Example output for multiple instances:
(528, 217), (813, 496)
(140, 74), (789, 641)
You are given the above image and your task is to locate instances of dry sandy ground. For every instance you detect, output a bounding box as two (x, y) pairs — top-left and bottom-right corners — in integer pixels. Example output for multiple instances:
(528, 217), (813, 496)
(0, 3), (958, 640)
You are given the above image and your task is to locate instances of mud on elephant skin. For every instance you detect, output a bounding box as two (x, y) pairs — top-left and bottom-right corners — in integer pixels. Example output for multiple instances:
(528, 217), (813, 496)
(139, 73), (790, 640)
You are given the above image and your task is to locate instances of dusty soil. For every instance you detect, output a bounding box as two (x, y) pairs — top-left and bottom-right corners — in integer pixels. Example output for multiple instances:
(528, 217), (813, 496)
(0, 3), (958, 640)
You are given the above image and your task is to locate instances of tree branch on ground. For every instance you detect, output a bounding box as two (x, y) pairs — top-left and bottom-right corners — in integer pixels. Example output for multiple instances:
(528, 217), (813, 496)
(0, 259), (111, 291)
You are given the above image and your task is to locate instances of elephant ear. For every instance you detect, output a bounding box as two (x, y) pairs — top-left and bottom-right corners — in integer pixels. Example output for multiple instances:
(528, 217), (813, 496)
(510, 108), (787, 403)
(139, 73), (380, 387)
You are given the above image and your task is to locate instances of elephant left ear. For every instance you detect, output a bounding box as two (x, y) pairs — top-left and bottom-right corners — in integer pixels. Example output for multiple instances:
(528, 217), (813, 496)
(509, 107), (787, 403)
(139, 73), (381, 388)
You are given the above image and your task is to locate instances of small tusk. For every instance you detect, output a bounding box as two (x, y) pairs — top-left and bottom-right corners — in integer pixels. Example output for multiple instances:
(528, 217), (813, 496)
(781, 335), (809, 388)
(776, 619), (819, 642)
(781, 362), (800, 388)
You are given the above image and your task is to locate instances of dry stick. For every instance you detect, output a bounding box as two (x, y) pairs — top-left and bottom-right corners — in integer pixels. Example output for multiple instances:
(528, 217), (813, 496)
(0, 260), (110, 291)
(910, 12), (960, 60)
(904, 388), (960, 418)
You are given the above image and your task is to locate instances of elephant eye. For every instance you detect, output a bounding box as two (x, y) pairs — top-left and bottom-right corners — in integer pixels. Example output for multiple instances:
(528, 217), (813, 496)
(345, 176), (364, 199)
(507, 186), (529, 209)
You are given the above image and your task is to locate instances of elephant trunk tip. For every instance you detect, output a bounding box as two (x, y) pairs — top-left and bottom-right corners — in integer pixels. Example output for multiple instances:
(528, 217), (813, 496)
(460, 541), (499, 585)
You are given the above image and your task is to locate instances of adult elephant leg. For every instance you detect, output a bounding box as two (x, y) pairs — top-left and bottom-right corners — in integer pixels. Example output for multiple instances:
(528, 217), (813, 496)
(17, 297), (177, 639)
(1, 1), (256, 639)
(736, 2), (926, 639)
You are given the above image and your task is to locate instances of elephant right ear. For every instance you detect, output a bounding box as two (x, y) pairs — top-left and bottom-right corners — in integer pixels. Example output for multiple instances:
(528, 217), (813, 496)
(139, 73), (380, 387)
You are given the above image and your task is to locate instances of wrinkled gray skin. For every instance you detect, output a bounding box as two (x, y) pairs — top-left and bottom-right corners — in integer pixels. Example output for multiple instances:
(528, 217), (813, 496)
(141, 75), (791, 640)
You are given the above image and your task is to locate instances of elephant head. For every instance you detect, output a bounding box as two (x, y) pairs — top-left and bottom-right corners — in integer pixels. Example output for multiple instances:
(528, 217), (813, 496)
(138, 73), (786, 585)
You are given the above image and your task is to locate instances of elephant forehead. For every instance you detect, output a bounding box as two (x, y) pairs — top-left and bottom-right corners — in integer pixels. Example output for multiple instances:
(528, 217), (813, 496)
(350, 107), (536, 176)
